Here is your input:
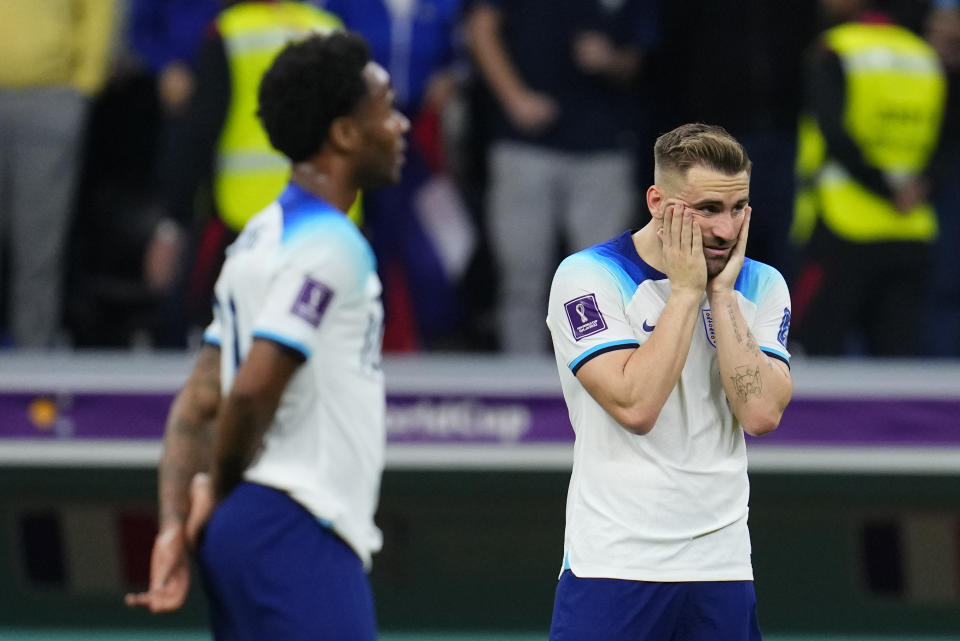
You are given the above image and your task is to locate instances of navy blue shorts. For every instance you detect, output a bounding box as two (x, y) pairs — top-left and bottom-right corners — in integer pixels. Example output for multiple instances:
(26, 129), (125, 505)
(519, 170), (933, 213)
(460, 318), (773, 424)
(549, 570), (763, 641)
(197, 482), (376, 641)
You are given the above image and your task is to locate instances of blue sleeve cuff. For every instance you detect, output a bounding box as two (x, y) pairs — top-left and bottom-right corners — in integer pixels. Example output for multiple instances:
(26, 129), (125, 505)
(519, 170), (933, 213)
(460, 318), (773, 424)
(569, 340), (639, 375)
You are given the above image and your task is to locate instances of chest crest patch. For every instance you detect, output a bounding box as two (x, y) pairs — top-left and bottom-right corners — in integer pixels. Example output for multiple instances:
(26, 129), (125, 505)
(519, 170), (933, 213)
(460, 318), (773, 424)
(701, 308), (717, 348)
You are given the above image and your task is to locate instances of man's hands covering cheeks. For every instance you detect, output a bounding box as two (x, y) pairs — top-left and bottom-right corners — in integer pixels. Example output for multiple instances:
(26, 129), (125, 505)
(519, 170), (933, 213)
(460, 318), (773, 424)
(660, 203), (707, 296)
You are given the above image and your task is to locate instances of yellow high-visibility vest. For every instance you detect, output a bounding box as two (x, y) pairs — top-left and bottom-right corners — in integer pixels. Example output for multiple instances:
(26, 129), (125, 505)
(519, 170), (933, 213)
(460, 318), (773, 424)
(792, 22), (946, 243)
(215, 2), (357, 231)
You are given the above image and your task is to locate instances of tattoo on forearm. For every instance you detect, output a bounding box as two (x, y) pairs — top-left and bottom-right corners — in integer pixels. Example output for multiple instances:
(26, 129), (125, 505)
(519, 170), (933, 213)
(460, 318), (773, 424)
(730, 365), (763, 402)
(158, 345), (221, 525)
(726, 303), (766, 360)
(727, 304), (743, 345)
(160, 418), (213, 524)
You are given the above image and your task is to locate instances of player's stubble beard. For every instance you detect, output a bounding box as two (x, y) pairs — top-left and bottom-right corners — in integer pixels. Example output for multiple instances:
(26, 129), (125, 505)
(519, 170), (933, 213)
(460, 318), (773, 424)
(705, 252), (728, 280)
(703, 234), (738, 280)
(704, 241), (740, 280)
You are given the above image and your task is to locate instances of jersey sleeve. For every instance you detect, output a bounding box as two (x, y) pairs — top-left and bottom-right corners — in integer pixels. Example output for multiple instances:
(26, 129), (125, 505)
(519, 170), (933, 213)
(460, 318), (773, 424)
(251, 233), (366, 360)
(750, 266), (792, 367)
(204, 299), (223, 347)
(547, 254), (640, 375)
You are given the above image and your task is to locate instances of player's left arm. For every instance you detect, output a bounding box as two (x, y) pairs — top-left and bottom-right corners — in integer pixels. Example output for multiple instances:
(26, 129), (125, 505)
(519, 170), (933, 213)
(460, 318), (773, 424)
(210, 338), (302, 501)
(125, 344), (221, 613)
(707, 208), (793, 436)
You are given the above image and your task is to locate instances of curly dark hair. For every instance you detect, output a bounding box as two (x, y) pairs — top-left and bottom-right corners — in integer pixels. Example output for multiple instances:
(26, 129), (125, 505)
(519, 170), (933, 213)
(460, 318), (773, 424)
(258, 31), (371, 163)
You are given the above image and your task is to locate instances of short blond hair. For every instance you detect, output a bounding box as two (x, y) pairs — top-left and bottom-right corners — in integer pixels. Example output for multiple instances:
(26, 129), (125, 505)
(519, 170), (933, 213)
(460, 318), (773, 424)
(653, 123), (751, 183)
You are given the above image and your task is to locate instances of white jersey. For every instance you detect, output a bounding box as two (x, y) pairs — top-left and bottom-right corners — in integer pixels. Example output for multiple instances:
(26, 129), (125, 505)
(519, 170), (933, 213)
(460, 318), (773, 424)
(546, 231), (791, 582)
(204, 183), (385, 568)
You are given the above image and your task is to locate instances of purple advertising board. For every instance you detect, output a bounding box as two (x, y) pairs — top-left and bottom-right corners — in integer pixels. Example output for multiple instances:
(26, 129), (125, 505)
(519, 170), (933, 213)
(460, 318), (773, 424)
(0, 355), (958, 471)
(1, 391), (959, 448)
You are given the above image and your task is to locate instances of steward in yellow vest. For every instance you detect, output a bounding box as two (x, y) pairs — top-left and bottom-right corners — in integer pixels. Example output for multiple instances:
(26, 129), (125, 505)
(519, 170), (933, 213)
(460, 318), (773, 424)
(791, 6), (947, 355)
(164, 1), (359, 328)
(794, 18), (946, 244)
(215, 1), (343, 231)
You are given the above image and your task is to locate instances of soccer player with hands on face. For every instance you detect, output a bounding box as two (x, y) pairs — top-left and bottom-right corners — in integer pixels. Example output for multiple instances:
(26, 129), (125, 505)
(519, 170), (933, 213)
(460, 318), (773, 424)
(546, 123), (793, 641)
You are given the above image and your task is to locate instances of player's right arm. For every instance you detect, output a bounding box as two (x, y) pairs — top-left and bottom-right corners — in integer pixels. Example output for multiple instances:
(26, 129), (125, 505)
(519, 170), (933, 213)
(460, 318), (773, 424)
(125, 344), (221, 613)
(210, 338), (301, 502)
(574, 206), (705, 434)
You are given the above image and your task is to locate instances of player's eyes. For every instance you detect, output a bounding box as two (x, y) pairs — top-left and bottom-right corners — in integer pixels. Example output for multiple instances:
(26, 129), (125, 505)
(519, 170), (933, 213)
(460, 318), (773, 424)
(690, 205), (746, 216)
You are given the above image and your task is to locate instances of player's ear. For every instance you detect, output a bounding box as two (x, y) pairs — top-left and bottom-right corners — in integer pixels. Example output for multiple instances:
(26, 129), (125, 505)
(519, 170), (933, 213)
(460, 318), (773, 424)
(646, 185), (666, 220)
(328, 115), (360, 153)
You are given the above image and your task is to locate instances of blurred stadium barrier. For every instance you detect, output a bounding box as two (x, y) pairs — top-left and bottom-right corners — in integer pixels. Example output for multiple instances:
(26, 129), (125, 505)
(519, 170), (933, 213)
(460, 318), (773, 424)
(0, 353), (958, 636)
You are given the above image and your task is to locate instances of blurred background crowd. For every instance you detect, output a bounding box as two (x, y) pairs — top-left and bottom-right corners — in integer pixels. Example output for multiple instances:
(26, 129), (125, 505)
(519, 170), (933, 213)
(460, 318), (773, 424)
(0, 0), (957, 357)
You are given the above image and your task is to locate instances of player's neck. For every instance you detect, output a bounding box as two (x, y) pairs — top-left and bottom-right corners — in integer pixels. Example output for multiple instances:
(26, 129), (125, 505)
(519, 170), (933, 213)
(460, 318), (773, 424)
(290, 162), (358, 214)
(632, 221), (666, 273)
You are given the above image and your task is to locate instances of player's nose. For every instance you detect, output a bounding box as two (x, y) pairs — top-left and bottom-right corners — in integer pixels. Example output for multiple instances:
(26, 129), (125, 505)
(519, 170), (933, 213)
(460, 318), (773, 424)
(713, 213), (738, 242)
(395, 110), (411, 134)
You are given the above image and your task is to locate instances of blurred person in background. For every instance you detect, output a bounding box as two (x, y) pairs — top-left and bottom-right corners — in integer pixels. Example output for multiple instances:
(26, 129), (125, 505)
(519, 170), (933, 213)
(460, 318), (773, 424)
(315, 0), (476, 351)
(920, 0), (960, 355)
(66, 0), (221, 349)
(130, 0), (221, 117)
(467, 0), (661, 354)
(133, 0), (222, 347)
(162, 0), (342, 334)
(790, 0), (948, 355)
(655, 0), (818, 285)
(0, 0), (117, 348)
(126, 31), (407, 639)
